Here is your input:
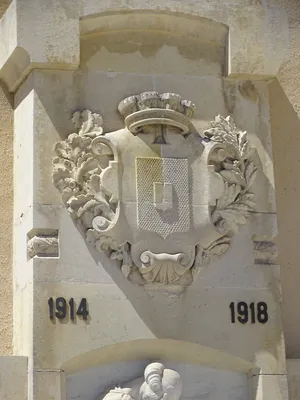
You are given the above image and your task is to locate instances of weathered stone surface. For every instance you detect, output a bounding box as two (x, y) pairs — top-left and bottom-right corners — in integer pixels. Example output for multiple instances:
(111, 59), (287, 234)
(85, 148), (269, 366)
(0, 356), (27, 399)
(0, 2), (293, 399)
(0, 1), (290, 91)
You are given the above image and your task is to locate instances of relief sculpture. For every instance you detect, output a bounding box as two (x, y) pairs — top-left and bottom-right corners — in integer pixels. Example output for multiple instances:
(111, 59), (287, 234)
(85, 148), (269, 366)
(98, 362), (182, 400)
(53, 92), (257, 287)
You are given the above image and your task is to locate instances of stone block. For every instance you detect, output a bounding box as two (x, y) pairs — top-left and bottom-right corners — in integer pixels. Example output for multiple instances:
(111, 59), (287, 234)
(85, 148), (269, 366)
(31, 370), (65, 400)
(249, 373), (289, 400)
(287, 360), (300, 400)
(0, 356), (27, 399)
(27, 279), (285, 374)
(0, 0), (79, 91)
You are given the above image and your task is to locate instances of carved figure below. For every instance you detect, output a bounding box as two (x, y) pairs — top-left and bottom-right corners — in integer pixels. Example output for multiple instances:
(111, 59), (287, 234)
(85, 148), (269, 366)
(53, 92), (258, 287)
(98, 362), (182, 400)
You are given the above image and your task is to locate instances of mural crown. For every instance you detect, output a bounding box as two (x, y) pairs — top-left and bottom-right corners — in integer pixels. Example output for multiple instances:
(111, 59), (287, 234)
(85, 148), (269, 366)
(117, 91), (196, 135)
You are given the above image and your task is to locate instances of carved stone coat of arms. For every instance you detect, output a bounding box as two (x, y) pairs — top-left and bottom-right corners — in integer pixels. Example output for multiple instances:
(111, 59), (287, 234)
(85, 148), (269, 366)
(53, 92), (257, 287)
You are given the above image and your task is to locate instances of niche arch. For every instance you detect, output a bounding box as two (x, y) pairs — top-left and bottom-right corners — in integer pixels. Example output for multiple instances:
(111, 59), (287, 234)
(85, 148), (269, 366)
(62, 339), (256, 400)
(80, 10), (229, 76)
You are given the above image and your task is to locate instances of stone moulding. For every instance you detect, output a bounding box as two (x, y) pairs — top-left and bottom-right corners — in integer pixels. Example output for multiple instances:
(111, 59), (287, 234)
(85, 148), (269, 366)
(254, 241), (278, 264)
(27, 234), (59, 259)
(52, 92), (258, 287)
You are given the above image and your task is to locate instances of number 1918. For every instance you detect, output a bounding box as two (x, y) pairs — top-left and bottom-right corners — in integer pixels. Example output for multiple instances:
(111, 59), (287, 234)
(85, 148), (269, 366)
(230, 301), (268, 324)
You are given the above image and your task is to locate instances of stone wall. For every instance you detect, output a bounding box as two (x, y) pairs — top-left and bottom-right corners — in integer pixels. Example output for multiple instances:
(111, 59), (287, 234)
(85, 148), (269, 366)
(268, 0), (300, 359)
(0, 0), (13, 355)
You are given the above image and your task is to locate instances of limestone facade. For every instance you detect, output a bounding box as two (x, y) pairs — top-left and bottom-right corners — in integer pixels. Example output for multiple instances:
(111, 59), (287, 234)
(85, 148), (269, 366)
(0, 0), (13, 357)
(1, 0), (300, 399)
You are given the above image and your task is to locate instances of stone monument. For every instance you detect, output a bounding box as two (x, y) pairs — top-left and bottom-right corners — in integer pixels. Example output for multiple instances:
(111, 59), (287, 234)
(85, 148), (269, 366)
(0, 1), (292, 399)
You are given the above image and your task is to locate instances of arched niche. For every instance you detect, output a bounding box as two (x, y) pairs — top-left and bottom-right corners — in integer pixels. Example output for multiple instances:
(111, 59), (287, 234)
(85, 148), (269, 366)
(62, 339), (255, 400)
(80, 11), (229, 76)
(61, 339), (254, 374)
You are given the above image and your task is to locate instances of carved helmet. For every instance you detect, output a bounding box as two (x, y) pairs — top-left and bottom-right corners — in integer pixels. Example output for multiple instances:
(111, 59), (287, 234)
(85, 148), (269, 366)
(143, 363), (182, 400)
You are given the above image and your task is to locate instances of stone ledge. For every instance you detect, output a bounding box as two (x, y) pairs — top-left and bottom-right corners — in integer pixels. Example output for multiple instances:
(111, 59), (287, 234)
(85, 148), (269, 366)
(0, 1), (289, 92)
(0, 0), (79, 92)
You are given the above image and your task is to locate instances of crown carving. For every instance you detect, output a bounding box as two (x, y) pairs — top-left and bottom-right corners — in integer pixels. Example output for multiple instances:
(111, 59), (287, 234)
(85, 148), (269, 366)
(118, 92), (196, 135)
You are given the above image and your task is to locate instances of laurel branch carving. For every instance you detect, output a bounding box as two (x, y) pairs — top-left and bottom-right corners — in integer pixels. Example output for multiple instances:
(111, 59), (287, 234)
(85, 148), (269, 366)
(204, 115), (257, 237)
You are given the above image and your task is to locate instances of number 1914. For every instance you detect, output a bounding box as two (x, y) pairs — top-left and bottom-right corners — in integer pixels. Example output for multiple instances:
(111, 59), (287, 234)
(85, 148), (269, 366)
(230, 301), (268, 324)
(48, 297), (89, 321)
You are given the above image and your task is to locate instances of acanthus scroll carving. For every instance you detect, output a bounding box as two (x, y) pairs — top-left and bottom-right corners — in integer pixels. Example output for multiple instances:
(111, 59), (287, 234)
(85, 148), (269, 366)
(53, 92), (258, 287)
